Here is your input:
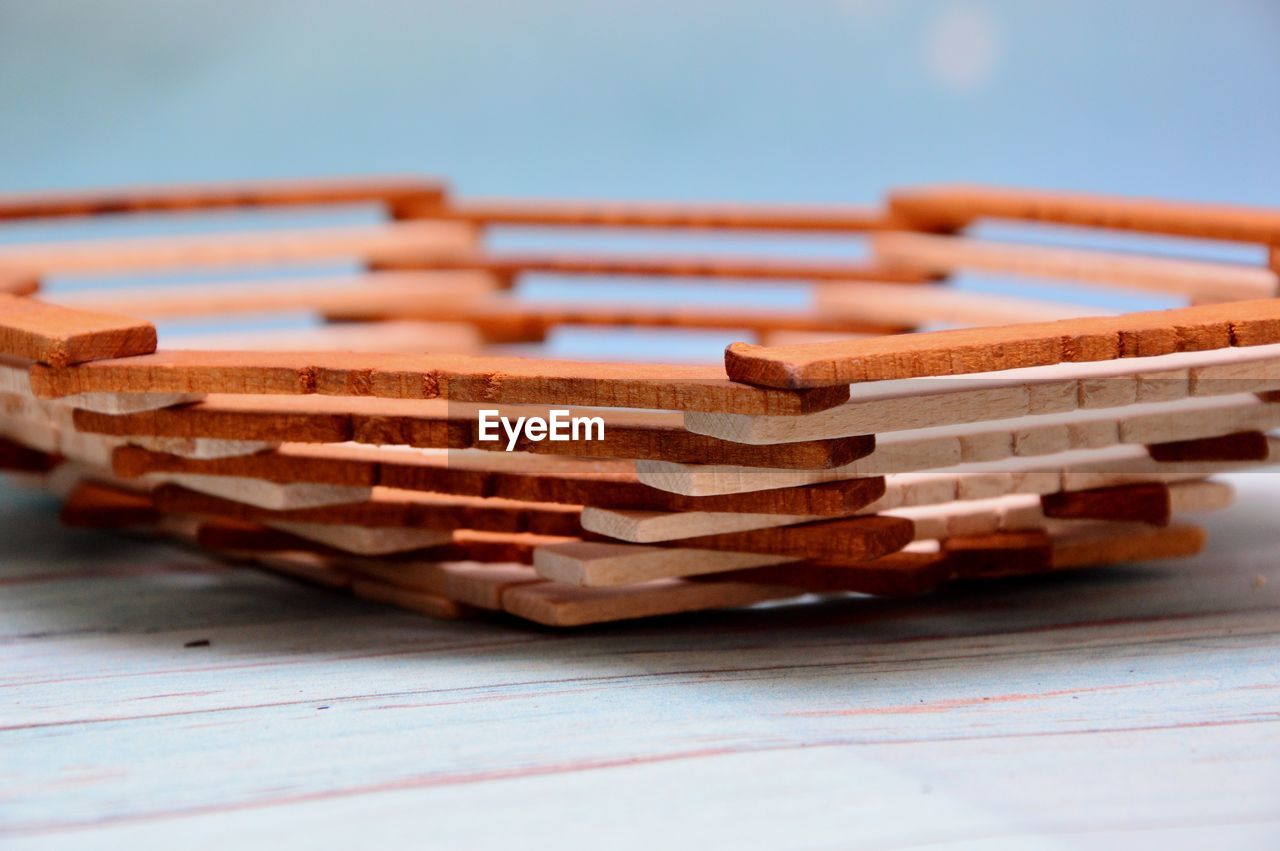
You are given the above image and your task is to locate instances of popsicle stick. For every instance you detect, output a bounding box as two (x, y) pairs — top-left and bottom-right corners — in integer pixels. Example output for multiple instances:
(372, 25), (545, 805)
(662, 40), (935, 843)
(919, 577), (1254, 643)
(265, 522), (453, 555)
(0, 435), (58, 473)
(59, 481), (159, 529)
(870, 231), (1278, 302)
(501, 577), (801, 628)
(1041, 482), (1172, 526)
(372, 252), (935, 285)
(430, 198), (893, 232)
(692, 343), (1280, 444)
(0, 176), (446, 221)
(76, 395), (873, 469)
(1147, 430), (1270, 462)
(349, 579), (472, 620)
(811, 281), (1092, 327)
(637, 515), (915, 563)
(0, 269), (39, 297)
(0, 295), (156, 367)
(151, 484), (584, 536)
(52, 271), (500, 319)
(888, 184), (1280, 245)
(324, 297), (907, 341)
(0, 221), (476, 276)
(111, 443), (887, 516)
(724, 298), (1280, 389)
(647, 393), (1280, 496)
(152, 473), (373, 511)
(31, 350), (849, 415)
(130, 436), (276, 460)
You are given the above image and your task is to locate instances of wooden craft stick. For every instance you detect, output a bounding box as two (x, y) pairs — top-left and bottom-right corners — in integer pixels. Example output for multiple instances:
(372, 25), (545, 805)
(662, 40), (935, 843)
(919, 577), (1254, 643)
(725, 298), (1280, 390)
(637, 515), (915, 563)
(324, 297), (907, 341)
(167, 321), (485, 355)
(811, 281), (1091, 327)
(0, 221), (475, 276)
(3, 355), (203, 415)
(151, 484), (584, 536)
(500, 577), (802, 627)
(648, 393), (1280, 495)
(151, 473), (373, 511)
(76, 395), (874, 469)
(264, 522), (453, 556)
(1040, 482), (1172, 526)
(0, 435), (58, 473)
(51, 271), (500, 319)
(349, 579), (472, 620)
(111, 442), (887, 516)
(0, 295), (156, 367)
(0, 176), (446, 221)
(371, 252), (935, 285)
(428, 198), (893, 232)
(0, 269), (40, 297)
(31, 350), (849, 415)
(58, 480), (159, 529)
(693, 343), (1280, 444)
(888, 185), (1280, 245)
(870, 232), (1278, 302)
(1147, 430), (1271, 462)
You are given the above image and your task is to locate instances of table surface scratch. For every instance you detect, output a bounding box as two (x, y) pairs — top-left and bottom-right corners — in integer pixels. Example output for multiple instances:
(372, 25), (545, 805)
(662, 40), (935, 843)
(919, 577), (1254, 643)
(3, 474), (1279, 851)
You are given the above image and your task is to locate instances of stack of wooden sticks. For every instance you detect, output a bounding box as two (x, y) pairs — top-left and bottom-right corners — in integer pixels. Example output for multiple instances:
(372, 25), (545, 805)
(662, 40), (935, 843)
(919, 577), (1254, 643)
(2, 177), (1278, 626)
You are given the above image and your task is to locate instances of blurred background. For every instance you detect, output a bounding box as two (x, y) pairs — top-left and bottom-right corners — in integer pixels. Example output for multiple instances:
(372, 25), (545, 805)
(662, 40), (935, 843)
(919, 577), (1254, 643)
(2, 0), (1277, 202)
(0, 0), (1277, 354)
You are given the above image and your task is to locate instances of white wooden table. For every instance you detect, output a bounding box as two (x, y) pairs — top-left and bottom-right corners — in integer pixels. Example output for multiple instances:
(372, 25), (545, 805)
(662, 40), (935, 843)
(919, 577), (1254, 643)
(3, 474), (1279, 850)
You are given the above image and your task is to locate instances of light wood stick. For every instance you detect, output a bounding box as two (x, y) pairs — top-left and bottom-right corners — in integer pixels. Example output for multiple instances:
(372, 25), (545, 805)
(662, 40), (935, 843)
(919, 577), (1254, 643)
(888, 184), (1280, 245)
(0, 221), (475, 276)
(51, 271), (500, 319)
(0, 176), (446, 221)
(871, 231), (1278, 302)
(429, 198), (893, 232)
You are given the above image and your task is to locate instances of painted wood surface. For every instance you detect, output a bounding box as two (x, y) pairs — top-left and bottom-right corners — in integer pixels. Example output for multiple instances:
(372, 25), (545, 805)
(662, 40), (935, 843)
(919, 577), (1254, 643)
(2, 474), (1279, 850)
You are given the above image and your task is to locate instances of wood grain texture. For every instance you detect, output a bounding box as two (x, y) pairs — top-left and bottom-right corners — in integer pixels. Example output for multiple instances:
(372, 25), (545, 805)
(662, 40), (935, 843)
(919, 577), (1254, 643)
(75, 396), (874, 469)
(640, 515), (915, 564)
(0, 175), (446, 221)
(888, 184), (1280, 244)
(111, 443), (887, 516)
(724, 299), (1280, 389)
(31, 350), (849, 415)
(646, 394), (1280, 495)
(695, 343), (1280, 444)
(0, 295), (156, 367)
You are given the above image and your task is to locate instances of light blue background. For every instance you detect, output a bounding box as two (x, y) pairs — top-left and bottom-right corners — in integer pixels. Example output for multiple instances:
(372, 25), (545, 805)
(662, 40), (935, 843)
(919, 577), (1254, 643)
(2, 0), (1277, 204)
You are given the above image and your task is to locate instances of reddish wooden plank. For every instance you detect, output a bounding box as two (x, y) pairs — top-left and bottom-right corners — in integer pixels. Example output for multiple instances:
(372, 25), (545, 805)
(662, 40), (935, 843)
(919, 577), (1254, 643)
(0, 295), (156, 367)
